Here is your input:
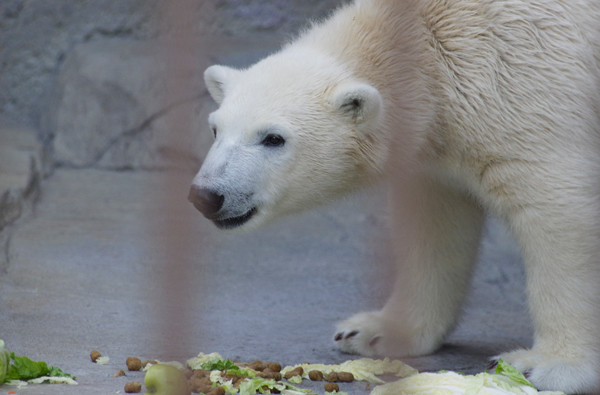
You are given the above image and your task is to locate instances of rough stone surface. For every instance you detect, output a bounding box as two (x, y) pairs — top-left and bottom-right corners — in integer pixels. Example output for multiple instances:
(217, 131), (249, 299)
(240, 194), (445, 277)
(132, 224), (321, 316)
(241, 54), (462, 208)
(0, 0), (342, 173)
(0, 0), (341, 157)
(213, 0), (344, 37)
(0, 0), (156, 129)
(0, 0), (341, 265)
(0, 127), (43, 272)
(46, 39), (208, 170)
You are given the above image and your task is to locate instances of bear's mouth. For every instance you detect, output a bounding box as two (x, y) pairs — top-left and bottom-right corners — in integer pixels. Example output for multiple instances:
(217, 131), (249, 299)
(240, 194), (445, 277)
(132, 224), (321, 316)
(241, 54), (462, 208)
(213, 207), (257, 229)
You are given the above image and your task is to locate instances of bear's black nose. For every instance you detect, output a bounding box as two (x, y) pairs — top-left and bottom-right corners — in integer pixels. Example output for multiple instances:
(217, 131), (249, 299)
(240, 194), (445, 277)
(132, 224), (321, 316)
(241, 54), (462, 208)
(188, 185), (224, 218)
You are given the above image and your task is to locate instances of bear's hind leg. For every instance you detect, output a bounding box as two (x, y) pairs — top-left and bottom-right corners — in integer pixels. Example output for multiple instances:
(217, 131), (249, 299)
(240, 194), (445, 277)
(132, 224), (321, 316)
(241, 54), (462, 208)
(335, 174), (484, 357)
(497, 186), (600, 394)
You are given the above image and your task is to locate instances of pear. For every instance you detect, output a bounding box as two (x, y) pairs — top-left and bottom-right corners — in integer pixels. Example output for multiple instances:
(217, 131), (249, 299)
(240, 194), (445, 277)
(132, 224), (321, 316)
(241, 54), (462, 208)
(144, 364), (190, 395)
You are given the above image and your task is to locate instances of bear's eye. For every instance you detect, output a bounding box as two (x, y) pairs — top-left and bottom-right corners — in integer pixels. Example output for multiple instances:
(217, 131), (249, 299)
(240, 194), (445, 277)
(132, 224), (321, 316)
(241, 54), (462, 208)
(211, 126), (217, 139)
(261, 133), (285, 147)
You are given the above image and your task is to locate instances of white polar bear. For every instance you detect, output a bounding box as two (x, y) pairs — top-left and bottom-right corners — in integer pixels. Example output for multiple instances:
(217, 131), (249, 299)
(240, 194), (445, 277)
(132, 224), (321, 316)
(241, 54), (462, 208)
(189, 0), (600, 392)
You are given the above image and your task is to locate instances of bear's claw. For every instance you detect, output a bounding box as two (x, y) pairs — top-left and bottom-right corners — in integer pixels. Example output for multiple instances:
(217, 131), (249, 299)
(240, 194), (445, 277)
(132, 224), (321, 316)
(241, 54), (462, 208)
(334, 330), (361, 341)
(334, 311), (386, 356)
(487, 359), (498, 371)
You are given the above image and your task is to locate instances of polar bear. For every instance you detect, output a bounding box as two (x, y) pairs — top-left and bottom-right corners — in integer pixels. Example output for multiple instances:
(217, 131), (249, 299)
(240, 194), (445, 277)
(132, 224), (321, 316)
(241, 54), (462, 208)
(188, 0), (600, 392)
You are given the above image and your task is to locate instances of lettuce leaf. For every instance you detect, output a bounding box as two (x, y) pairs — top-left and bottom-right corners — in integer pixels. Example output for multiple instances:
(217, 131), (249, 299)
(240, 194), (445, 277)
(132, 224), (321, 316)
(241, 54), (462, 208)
(202, 359), (238, 371)
(6, 353), (51, 381)
(0, 342), (75, 384)
(495, 359), (535, 388)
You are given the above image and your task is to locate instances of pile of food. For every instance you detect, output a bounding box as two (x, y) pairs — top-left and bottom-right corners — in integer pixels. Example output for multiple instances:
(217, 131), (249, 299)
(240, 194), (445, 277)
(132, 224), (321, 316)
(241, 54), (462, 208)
(97, 351), (565, 395)
(0, 340), (567, 394)
(138, 352), (417, 395)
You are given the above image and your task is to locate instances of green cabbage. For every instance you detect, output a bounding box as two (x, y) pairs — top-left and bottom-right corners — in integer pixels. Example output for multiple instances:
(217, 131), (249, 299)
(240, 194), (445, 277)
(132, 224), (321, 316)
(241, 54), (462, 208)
(370, 360), (566, 395)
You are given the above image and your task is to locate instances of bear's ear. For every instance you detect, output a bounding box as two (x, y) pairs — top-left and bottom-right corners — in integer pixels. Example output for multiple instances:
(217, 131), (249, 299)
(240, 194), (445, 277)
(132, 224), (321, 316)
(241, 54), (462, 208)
(204, 65), (241, 104)
(332, 82), (382, 128)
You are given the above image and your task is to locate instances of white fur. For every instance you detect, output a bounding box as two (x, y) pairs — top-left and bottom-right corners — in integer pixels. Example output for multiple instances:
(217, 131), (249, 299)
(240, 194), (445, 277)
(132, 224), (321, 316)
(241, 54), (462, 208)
(195, 0), (600, 392)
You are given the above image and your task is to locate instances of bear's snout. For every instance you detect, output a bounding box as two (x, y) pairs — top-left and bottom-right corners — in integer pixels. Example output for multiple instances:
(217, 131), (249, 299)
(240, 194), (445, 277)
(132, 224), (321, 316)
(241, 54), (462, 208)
(188, 185), (224, 219)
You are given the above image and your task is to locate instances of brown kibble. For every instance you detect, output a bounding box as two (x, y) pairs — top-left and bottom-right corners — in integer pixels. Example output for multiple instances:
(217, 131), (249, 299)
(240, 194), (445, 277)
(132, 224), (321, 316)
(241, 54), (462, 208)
(325, 372), (338, 382)
(207, 387), (226, 395)
(268, 362), (282, 372)
(324, 383), (339, 392)
(90, 350), (102, 363)
(284, 367), (304, 380)
(271, 371), (282, 381)
(189, 377), (213, 394)
(192, 369), (211, 379)
(258, 371), (282, 380)
(126, 357), (142, 371)
(261, 384), (280, 393)
(113, 369), (126, 377)
(124, 381), (142, 393)
(221, 373), (246, 389)
(308, 370), (324, 381)
(337, 372), (355, 382)
(232, 376), (245, 387)
(248, 360), (266, 371)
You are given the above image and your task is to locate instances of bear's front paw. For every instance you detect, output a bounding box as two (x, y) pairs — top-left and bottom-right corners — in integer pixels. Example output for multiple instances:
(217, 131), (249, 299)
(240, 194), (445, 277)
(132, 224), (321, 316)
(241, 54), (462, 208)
(334, 310), (444, 358)
(334, 311), (385, 357)
(495, 348), (600, 394)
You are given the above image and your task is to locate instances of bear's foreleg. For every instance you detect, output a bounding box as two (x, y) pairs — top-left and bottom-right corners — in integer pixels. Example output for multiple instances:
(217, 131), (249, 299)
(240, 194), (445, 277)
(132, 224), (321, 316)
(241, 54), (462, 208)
(335, 174), (484, 357)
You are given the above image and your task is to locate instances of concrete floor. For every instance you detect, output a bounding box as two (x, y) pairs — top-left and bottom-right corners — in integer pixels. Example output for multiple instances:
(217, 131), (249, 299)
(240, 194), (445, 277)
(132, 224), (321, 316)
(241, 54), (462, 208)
(0, 167), (532, 394)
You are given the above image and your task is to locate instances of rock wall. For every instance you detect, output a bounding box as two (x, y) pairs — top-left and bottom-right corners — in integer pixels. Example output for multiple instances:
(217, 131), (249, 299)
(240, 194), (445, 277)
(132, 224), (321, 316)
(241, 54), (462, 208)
(0, 0), (342, 237)
(0, 0), (342, 171)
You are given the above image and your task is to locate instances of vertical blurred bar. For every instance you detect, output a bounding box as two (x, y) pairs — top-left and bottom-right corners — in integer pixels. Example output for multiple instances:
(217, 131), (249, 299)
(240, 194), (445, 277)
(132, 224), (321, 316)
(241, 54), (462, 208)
(154, 0), (198, 360)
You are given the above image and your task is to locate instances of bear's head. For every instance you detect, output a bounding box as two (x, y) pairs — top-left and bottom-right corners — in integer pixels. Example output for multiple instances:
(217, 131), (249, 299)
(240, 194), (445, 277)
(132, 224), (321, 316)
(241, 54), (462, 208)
(189, 47), (388, 230)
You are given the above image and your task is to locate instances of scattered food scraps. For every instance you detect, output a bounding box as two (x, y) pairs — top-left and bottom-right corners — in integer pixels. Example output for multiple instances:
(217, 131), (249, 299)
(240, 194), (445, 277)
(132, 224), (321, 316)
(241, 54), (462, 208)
(93, 350), (569, 394)
(126, 356), (143, 371)
(124, 380), (142, 393)
(281, 357), (417, 385)
(90, 350), (102, 363)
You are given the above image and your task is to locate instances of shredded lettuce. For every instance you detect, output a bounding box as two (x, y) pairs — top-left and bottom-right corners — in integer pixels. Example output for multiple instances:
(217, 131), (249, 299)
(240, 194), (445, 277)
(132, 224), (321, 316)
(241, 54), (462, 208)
(6, 353), (52, 381)
(0, 340), (76, 385)
(28, 376), (78, 385)
(188, 353), (316, 395)
(495, 359), (535, 388)
(370, 367), (565, 395)
(287, 375), (303, 384)
(238, 377), (286, 395)
(202, 359), (239, 371)
(95, 355), (110, 365)
(187, 352), (225, 370)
